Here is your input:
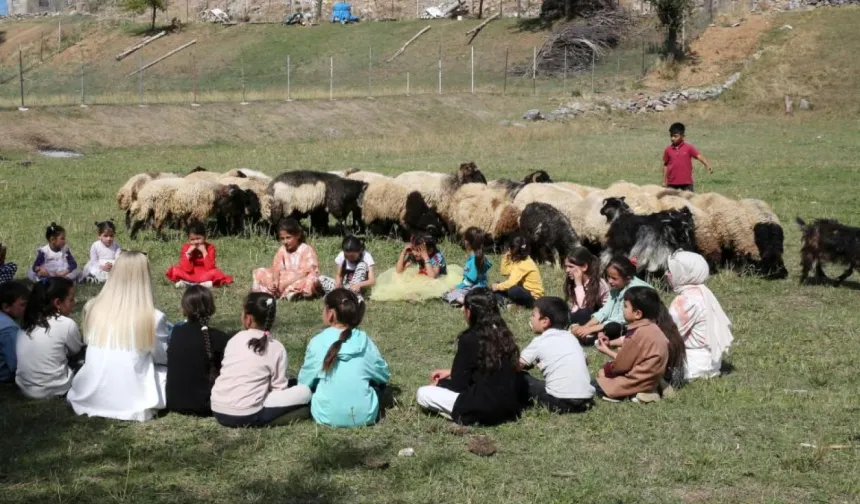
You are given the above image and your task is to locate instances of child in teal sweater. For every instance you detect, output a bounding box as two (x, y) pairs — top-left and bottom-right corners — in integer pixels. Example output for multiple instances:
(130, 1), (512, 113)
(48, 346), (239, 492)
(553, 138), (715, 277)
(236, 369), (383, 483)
(443, 228), (492, 307)
(298, 289), (390, 428)
(571, 256), (652, 345)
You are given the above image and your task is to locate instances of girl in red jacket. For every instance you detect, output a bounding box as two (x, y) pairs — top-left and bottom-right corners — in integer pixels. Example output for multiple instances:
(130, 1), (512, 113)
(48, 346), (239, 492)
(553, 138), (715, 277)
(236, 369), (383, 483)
(165, 221), (233, 288)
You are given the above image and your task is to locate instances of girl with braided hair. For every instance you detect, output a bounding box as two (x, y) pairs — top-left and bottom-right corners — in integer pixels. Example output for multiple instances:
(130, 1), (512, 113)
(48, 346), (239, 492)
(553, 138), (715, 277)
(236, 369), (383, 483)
(211, 293), (311, 427)
(166, 286), (231, 417)
(416, 288), (529, 425)
(298, 289), (390, 428)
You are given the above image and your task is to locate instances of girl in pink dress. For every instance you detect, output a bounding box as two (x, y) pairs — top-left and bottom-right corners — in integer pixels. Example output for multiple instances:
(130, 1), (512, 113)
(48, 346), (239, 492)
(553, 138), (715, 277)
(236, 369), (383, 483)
(252, 219), (320, 301)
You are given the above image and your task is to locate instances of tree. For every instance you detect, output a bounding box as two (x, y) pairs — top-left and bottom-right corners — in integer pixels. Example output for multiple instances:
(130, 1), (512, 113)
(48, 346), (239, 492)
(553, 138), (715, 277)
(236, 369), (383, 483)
(122, 0), (168, 31)
(646, 0), (693, 61)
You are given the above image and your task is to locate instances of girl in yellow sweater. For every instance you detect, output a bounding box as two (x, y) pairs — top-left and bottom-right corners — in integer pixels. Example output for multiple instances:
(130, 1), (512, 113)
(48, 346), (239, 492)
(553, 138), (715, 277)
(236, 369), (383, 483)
(492, 235), (544, 309)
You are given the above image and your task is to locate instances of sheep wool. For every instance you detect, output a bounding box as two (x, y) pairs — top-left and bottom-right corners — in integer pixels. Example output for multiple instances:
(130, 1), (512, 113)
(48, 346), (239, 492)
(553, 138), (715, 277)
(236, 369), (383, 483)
(568, 191), (611, 246)
(268, 180), (327, 218)
(116, 172), (177, 211)
(219, 175), (271, 221)
(346, 171), (408, 224)
(552, 182), (599, 198)
(168, 180), (227, 229)
(448, 183), (520, 239)
(223, 168), (272, 182)
(130, 177), (188, 235)
(185, 170), (224, 183)
(512, 184), (583, 222)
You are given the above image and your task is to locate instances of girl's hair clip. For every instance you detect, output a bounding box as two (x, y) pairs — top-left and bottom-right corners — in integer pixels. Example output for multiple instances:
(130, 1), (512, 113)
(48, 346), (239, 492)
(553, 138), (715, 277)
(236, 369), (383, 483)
(200, 325), (208, 331)
(263, 330), (271, 337)
(265, 297), (274, 306)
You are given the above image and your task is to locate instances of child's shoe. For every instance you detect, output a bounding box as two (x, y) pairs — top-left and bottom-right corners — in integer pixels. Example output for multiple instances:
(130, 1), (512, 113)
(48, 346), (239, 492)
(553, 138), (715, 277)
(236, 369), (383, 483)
(174, 280), (188, 289)
(632, 392), (661, 404)
(200, 281), (214, 288)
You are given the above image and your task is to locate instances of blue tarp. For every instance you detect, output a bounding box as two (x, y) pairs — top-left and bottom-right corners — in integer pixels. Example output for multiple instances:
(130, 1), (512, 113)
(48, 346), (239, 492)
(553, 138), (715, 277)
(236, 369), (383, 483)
(0, 0), (8, 17)
(331, 2), (359, 23)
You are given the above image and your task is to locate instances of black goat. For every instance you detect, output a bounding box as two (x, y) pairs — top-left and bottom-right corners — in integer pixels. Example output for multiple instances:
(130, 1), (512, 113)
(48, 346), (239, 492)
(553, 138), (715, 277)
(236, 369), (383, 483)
(519, 202), (579, 266)
(796, 217), (860, 286)
(268, 171), (368, 235)
(600, 196), (696, 273)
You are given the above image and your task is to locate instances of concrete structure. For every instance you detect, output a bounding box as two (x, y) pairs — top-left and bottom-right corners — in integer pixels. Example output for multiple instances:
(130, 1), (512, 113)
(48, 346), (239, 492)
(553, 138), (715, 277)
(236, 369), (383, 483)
(8, 0), (66, 15)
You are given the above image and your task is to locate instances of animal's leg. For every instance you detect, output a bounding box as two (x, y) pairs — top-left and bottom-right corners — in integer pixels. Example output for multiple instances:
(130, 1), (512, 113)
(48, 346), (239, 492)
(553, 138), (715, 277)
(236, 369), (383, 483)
(125, 210), (132, 230)
(834, 267), (854, 286)
(130, 219), (145, 240)
(799, 250), (814, 284)
(815, 261), (827, 279)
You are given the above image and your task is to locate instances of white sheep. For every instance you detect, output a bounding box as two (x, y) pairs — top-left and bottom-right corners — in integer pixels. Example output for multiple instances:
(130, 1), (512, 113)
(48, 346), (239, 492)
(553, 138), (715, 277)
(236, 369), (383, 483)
(393, 162), (487, 218)
(568, 190), (612, 246)
(447, 183), (520, 240)
(512, 184), (583, 224)
(553, 182), (599, 197)
(185, 170), (224, 183)
(129, 178), (187, 239)
(224, 168), (272, 182)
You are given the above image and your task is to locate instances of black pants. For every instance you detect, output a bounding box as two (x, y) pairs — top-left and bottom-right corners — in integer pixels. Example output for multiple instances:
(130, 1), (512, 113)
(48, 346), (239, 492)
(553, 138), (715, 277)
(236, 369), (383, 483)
(668, 184), (694, 192)
(214, 403), (308, 428)
(525, 374), (593, 414)
(494, 286), (535, 308)
(569, 308), (595, 326)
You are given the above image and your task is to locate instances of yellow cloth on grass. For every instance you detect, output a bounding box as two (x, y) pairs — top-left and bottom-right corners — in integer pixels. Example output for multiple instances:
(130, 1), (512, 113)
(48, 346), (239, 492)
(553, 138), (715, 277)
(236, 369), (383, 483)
(372, 265), (463, 302)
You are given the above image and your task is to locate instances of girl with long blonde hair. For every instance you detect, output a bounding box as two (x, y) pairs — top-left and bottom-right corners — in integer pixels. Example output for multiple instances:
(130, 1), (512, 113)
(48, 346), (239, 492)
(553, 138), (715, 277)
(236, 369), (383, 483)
(67, 251), (171, 422)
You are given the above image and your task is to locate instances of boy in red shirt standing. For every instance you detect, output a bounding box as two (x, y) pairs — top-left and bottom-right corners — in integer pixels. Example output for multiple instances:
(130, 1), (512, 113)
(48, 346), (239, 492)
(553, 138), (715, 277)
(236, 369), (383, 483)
(663, 122), (713, 192)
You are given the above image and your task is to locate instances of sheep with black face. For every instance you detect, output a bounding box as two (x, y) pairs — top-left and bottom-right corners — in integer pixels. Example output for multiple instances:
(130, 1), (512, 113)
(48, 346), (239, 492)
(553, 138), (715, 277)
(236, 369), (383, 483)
(600, 196), (696, 274)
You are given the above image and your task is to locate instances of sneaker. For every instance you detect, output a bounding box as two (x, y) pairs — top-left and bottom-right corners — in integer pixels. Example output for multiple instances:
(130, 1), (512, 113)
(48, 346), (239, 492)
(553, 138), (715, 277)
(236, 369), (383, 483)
(633, 392), (661, 404)
(174, 280), (188, 289)
(200, 281), (214, 288)
(601, 396), (622, 403)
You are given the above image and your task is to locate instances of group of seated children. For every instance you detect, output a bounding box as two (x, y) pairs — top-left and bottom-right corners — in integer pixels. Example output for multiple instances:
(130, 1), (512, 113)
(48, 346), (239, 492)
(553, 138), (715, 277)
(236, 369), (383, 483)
(0, 217), (734, 427)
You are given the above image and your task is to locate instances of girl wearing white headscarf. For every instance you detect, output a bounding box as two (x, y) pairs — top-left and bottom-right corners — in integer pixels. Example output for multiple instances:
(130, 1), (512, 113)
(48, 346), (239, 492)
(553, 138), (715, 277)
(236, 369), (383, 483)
(666, 251), (733, 380)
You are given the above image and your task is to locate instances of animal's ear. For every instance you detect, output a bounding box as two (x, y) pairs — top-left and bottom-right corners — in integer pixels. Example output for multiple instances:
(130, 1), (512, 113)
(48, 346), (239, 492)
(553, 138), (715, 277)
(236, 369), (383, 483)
(602, 198), (609, 206)
(619, 196), (626, 202)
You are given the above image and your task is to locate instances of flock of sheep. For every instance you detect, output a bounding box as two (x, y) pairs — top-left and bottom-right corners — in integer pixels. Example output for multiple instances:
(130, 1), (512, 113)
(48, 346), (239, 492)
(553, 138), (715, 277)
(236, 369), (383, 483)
(116, 162), (788, 279)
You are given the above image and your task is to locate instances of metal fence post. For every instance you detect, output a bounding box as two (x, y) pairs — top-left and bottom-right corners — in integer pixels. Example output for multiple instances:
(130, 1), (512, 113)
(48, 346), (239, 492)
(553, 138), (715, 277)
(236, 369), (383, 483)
(241, 56), (249, 105)
(532, 46), (536, 96)
(591, 47), (595, 94)
(80, 58), (87, 107)
(368, 45), (373, 97)
(329, 56), (333, 100)
(286, 55), (292, 101)
(138, 50), (145, 107)
(406, 71), (410, 96)
(503, 47), (508, 96)
(470, 45), (474, 94)
(192, 48), (200, 106)
(563, 48), (567, 93)
(437, 44), (442, 95)
(18, 47), (27, 111)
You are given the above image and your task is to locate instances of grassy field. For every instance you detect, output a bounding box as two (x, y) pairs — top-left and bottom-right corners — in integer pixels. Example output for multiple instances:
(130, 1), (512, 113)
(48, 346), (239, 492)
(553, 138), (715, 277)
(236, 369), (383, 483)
(1, 110), (860, 503)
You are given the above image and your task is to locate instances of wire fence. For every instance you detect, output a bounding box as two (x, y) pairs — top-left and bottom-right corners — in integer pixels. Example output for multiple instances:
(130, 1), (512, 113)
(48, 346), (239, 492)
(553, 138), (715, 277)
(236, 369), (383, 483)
(0, 1), (753, 109)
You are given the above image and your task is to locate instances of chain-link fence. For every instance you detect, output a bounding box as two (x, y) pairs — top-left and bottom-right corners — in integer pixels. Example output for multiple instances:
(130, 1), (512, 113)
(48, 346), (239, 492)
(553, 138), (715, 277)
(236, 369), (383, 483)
(0, 1), (755, 108)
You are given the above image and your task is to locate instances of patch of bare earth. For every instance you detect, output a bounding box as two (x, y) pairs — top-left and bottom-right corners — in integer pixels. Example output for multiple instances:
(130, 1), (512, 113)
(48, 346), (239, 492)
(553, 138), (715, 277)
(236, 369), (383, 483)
(645, 14), (772, 90)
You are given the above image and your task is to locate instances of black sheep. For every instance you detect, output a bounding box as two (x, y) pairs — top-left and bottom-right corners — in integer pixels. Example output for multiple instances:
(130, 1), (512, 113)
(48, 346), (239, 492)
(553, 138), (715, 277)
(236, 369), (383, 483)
(519, 202), (579, 266)
(401, 191), (448, 240)
(268, 170), (368, 235)
(796, 217), (860, 286)
(600, 197), (696, 274)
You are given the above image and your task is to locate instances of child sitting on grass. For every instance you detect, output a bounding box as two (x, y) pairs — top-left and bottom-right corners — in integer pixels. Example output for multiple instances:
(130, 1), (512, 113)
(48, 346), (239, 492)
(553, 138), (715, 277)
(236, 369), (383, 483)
(298, 288), (390, 428)
(319, 235), (376, 301)
(520, 297), (594, 414)
(165, 220), (233, 289)
(83, 220), (121, 284)
(373, 234), (461, 301)
(416, 288), (528, 425)
(492, 235), (543, 309)
(594, 287), (686, 402)
(28, 223), (81, 284)
(443, 227), (492, 307)
(211, 293), (311, 427)
(167, 285), (231, 417)
(0, 281), (29, 383)
(15, 278), (85, 399)
(252, 218), (320, 301)
(564, 247), (610, 326)
(571, 256), (652, 345)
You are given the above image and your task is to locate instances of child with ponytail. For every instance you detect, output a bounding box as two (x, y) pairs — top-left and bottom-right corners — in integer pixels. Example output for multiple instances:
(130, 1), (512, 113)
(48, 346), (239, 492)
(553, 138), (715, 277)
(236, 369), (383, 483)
(211, 293), (311, 427)
(298, 289), (390, 428)
(15, 277), (85, 399)
(492, 234), (543, 309)
(166, 286), (231, 416)
(443, 227), (493, 307)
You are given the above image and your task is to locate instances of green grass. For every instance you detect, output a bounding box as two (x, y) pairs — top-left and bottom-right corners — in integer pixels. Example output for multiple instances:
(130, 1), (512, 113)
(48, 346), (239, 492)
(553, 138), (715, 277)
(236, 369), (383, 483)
(1, 111), (860, 503)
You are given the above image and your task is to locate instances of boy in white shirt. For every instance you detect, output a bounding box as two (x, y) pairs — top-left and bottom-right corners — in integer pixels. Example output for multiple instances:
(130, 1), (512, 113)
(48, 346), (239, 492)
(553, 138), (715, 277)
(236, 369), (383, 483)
(520, 296), (595, 413)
